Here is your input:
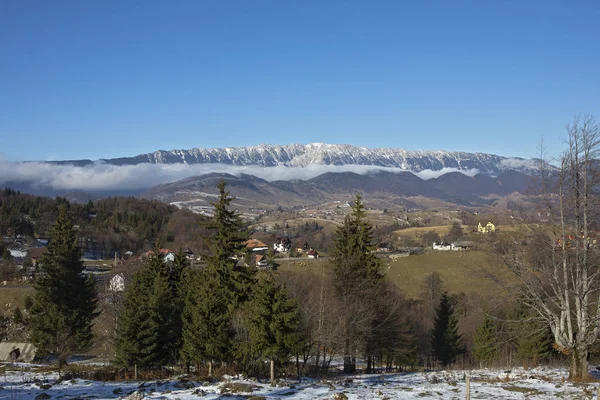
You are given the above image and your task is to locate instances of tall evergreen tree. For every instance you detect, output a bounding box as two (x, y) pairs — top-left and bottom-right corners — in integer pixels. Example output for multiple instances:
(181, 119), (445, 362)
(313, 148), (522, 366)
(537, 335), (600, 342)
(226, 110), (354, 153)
(29, 207), (98, 371)
(507, 302), (554, 368)
(239, 271), (300, 382)
(430, 292), (464, 368)
(180, 266), (232, 376)
(205, 180), (254, 305)
(330, 194), (383, 373)
(473, 314), (499, 367)
(115, 244), (187, 369)
(181, 180), (255, 374)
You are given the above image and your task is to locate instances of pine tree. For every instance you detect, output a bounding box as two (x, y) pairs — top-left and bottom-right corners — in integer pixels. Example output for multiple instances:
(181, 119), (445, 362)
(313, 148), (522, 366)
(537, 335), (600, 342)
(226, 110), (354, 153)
(330, 194), (383, 373)
(180, 267), (232, 376)
(239, 271), (300, 382)
(508, 303), (554, 368)
(331, 194), (382, 295)
(181, 180), (255, 374)
(430, 292), (464, 368)
(29, 207), (98, 371)
(473, 314), (499, 367)
(115, 266), (161, 369)
(115, 245), (187, 369)
(205, 179), (254, 305)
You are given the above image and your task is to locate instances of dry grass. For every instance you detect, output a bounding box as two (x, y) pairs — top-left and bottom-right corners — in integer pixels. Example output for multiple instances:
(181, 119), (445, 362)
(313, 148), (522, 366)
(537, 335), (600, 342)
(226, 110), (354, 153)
(393, 225), (457, 239)
(0, 286), (34, 311)
(278, 251), (515, 300)
(385, 251), (515, 299)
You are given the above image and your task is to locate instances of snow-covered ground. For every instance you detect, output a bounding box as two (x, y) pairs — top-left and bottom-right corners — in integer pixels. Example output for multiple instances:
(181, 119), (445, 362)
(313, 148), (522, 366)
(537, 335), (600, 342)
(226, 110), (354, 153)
(2, 365), (600, 399)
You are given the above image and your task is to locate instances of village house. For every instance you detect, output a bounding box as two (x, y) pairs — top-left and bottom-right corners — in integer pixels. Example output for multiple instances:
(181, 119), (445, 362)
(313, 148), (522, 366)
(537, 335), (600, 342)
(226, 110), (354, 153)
(183, 248), (197, 260)
(307, 250), (319, 259)
(0, 342), (36, 362)
(145, 248), (175, 263)
(478, 222), (496, 233)
(28, 247), (47, 267)
(273, 236), (291, 253)
(255, 254), (268, 267)
(244, 239), (269, 253)
(451, 241), (475, 251)
(108, 273), (125, 292)
(376, 244), (392, 253)
(432, 241), (452, 251)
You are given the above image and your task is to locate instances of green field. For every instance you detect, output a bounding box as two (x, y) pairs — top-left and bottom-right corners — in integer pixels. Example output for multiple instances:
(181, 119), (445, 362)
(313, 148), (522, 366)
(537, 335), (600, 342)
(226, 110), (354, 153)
(385, 250), (513, 299)
(277, 250), (514, 301)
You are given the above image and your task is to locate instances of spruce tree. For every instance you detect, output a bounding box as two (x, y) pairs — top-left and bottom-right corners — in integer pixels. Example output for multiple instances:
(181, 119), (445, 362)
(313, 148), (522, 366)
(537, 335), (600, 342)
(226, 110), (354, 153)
(473, 314), (499, 367)
(240, 271), (300, 382)
(508, 303), (553, 368)
(330, 194), (383, 373)
(29, 207), (98, 371)
(181, 180), (254, 374)
(430, 292), (464, 368)
(115, 245), (186, 369)
(205, 179), (254, 305)
(180, 267), (232, 376)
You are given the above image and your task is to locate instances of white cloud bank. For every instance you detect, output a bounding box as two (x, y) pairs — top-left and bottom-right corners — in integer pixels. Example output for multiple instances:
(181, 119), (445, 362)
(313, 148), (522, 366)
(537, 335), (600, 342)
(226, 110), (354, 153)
(0, 157), (481, 192)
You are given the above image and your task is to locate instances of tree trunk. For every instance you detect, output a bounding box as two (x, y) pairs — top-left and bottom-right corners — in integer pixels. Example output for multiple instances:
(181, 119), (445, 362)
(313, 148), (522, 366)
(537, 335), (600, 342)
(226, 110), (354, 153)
(314, 345), (321, 378)
(569, 348), (589, 381)
(270, 359), (275, 383)
(343, 339), (356, 373)
(296, 353), (301, 382)
(366, 355), (372, 374)
(343, 356), (356, 374)
(208, 360), (213, 377)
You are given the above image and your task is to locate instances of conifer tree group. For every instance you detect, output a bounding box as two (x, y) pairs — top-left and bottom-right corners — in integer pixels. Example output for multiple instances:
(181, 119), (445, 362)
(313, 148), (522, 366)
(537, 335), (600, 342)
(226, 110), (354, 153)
(116, 179), (300, 381)
(29, 207), (98, 371)
(115, 247), (188, 369)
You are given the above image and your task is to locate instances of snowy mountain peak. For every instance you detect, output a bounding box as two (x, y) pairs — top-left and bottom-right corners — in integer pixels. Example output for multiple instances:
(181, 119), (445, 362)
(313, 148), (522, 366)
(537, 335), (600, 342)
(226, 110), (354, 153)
(55, 143), (546, 175)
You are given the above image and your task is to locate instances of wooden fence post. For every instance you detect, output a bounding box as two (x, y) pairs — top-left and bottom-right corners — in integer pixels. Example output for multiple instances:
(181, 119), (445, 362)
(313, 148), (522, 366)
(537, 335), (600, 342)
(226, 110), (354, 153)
(466, 375), (470, 400)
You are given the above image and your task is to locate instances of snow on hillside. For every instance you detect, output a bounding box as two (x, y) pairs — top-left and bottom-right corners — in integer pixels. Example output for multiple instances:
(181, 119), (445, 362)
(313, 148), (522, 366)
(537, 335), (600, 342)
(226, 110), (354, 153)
(4, 365), (599, 399)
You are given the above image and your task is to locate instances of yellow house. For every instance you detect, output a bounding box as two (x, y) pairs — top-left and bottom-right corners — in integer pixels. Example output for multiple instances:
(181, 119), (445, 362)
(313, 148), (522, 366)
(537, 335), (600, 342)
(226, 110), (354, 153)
(478, 222), (496, 233)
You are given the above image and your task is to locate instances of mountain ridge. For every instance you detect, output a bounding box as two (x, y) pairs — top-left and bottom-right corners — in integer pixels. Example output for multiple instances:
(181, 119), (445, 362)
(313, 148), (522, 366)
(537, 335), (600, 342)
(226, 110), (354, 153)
(45, 143), (545, 175)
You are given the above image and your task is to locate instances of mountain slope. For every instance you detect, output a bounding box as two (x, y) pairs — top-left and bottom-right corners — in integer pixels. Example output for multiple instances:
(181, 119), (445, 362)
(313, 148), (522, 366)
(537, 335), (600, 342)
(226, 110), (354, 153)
(142, 169), (541, 212)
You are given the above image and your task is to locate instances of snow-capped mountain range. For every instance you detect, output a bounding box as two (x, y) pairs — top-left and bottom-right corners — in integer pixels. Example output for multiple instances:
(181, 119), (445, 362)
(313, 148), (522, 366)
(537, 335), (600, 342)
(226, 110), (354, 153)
(56, 143), (544, 175)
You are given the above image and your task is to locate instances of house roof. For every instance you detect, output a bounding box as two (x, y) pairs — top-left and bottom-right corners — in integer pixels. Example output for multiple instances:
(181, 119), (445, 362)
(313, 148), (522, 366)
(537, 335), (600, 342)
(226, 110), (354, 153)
(0, 342), (36, 362)
(244, 239), (268, 249)
(255, 254), (265, 262)
(146, 248), (173, 256)
(308, 250), (318, 255)
(28, 247), (47, 259)
(111, 273), (125, 280)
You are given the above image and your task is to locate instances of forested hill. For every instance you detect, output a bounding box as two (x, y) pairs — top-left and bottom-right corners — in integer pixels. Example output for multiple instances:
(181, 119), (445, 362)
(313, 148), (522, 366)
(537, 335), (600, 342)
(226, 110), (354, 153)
(0, 188), (208, 257)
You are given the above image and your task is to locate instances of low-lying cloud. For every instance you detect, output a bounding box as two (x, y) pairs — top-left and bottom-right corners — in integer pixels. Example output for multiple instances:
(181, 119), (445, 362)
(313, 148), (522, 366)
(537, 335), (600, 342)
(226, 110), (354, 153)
(0, 157), (481, 192)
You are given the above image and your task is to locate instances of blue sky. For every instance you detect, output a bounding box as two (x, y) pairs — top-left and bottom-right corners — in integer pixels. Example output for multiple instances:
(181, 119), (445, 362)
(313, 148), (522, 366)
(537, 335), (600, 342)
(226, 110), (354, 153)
(1, 0), (599, 161)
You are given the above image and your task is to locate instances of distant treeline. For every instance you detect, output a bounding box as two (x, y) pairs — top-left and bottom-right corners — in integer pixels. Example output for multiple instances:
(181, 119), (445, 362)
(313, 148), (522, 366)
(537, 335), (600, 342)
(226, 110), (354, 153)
(0, 188), (209, 256)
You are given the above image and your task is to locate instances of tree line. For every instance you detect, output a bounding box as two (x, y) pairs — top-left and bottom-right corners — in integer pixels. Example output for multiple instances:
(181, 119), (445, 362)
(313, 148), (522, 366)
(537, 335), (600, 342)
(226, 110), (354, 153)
(0, 191), (207, 256)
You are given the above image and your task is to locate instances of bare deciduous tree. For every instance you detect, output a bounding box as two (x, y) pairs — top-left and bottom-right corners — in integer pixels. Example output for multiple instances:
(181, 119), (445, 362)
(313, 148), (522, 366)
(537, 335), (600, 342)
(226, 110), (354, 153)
(497, 115), (600, 380)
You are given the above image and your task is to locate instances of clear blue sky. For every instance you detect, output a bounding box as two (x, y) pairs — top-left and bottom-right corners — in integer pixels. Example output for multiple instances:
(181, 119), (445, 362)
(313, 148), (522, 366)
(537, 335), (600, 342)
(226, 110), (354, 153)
(1, 0), (599, 161)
